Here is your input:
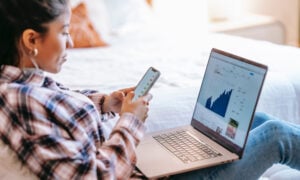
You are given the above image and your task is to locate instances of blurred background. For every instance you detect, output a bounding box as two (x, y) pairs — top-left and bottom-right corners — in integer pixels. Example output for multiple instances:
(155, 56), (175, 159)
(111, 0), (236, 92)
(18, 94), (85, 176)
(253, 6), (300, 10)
(151, 0), (299, 46)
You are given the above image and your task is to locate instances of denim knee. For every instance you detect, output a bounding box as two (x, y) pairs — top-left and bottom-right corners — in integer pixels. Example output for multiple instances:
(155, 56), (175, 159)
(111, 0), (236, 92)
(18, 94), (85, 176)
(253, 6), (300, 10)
(251, 112), (272, 129)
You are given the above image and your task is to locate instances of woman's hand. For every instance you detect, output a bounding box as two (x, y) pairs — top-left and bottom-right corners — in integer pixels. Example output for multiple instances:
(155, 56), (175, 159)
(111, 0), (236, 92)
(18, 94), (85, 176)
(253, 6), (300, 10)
(120, 92), (152, 122)
(102, 87), (134, 113)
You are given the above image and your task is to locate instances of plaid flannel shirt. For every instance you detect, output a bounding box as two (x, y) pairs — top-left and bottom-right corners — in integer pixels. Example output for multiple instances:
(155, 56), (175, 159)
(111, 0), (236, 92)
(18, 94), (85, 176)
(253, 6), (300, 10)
(0, 65), (145, 179)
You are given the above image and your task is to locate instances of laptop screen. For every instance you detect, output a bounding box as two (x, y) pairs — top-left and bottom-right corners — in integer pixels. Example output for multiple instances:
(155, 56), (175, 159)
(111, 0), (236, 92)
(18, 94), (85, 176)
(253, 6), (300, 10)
(191, 48), (267, 157)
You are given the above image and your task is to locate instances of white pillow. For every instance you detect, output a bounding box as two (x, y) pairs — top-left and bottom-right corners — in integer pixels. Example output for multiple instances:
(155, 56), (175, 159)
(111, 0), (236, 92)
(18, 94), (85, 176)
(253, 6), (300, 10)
(71, 0), (111, 42)
(151, 0), (208, 35)
(84, 0), (111, 41)
(103, 0), (153, 34)
(0, 140), (38, 180)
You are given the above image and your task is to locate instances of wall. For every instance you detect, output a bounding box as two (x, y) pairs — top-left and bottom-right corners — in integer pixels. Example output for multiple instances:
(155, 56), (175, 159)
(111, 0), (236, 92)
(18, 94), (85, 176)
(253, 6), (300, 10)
(242, 0), (299, 46)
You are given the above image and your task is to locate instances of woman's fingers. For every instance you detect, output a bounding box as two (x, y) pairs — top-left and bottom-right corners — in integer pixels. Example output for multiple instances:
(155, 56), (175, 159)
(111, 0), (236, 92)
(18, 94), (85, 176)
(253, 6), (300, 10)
(143, 93), (152, 103)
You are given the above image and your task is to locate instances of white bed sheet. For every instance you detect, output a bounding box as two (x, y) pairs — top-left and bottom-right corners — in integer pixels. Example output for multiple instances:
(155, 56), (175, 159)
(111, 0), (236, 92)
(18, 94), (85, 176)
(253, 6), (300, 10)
(49, 28), (300, 130)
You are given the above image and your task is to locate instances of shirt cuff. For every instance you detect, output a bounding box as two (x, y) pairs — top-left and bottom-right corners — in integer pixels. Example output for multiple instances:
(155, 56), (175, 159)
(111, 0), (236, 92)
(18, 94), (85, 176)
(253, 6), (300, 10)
(114, 113), (146, 143)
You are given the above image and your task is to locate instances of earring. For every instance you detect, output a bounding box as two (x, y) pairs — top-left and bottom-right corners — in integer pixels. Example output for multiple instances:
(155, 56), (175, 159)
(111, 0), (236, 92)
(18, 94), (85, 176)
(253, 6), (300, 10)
(30, 48), (38, 57)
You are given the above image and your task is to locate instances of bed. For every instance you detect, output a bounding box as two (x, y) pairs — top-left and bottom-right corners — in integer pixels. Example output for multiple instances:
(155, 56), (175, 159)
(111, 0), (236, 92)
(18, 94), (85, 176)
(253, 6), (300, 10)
(52, 1), (300, 178)
(55, 0), (300, 179)
(1, 0), (300, 179)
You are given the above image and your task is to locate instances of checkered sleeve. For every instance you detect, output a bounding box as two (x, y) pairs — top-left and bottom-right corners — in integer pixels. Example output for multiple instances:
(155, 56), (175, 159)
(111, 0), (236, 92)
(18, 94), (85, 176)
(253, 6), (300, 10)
(56, 82), (115, 121)
(0, 85), (145, 179)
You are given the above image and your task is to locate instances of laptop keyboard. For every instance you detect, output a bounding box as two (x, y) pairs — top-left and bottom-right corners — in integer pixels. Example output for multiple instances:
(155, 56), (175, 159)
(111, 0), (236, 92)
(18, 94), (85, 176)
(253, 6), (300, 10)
(153, 130), (222, 163)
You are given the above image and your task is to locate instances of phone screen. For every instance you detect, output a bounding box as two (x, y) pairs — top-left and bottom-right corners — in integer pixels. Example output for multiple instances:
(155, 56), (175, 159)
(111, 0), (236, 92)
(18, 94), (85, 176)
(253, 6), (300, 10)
(133, 67), (160, 101)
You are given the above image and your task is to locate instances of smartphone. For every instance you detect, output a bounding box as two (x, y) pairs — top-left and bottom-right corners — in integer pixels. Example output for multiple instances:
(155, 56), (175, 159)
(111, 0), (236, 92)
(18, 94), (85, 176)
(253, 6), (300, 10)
(133, 67), (161, 101)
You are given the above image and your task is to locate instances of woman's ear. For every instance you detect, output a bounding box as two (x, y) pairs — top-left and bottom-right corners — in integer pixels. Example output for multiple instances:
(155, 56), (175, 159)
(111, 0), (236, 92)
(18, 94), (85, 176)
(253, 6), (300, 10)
(21, 29), (39, 50)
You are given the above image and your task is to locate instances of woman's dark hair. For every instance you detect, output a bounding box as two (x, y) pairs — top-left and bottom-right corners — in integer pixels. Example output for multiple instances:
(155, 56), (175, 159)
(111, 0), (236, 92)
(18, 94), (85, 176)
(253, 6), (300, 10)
(0, 0), (68, 66)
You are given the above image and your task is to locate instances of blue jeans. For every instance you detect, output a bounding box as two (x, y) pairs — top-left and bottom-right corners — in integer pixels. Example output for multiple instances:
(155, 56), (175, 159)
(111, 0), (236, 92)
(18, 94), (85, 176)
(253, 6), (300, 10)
(172, 112), (300, 180)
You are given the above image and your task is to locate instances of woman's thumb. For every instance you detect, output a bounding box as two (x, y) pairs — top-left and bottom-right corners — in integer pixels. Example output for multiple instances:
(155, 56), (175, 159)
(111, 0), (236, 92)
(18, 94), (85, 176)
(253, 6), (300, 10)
(126, 91), (135, 100)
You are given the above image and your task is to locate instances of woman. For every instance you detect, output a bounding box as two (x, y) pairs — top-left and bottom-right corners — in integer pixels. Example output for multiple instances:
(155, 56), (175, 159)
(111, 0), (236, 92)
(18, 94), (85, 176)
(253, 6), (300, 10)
(0, 0), (300, 179)
(0, 0), (151, 179)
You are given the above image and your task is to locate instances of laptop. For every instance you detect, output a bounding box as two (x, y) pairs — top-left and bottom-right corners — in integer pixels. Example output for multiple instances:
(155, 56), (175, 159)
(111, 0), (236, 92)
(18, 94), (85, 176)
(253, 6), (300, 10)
(136, 48), (268, 179)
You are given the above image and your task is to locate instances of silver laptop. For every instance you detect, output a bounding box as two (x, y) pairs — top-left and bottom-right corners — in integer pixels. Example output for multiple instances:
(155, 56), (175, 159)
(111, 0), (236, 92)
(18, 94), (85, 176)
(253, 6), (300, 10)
(136, 48), (268, 179)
